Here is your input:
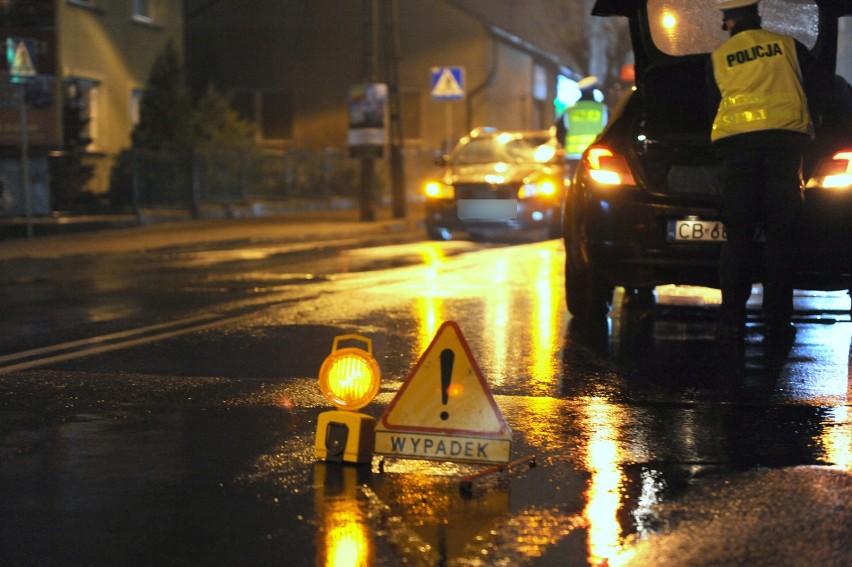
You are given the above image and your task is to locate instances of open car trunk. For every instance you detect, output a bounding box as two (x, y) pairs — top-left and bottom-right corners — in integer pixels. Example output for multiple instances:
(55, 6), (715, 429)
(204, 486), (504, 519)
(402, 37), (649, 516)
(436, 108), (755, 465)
(631, 56), (722, 198)
(595, 0), (852, 197)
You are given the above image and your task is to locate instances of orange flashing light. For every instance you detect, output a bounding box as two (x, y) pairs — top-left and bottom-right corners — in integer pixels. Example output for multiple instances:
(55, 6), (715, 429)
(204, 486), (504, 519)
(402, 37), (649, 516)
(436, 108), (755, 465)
(318, 335), (381, 411)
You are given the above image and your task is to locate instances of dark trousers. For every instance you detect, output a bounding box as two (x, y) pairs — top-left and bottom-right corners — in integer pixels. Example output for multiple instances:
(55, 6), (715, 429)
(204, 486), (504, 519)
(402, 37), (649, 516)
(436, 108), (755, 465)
(718, 138), (804, 329)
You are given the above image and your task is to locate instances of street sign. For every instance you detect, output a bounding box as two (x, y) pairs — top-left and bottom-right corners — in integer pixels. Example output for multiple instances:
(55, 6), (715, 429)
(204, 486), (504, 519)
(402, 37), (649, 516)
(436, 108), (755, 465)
(431, 66), (465, 100)
(6, 38), (37, 80)
(347, 82), (387, 158)
(375, 321), (512, 464)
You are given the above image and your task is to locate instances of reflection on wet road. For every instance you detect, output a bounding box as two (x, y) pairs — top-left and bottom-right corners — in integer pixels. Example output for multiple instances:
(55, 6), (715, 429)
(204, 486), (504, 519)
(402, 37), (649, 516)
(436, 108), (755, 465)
(0, 236), (850, 565)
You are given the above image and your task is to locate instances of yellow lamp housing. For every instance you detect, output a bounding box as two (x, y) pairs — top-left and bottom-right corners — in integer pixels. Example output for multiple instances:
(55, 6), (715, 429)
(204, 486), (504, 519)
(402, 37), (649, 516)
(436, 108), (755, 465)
(315, 334), (381, 464)
(314, 410), (376, 464)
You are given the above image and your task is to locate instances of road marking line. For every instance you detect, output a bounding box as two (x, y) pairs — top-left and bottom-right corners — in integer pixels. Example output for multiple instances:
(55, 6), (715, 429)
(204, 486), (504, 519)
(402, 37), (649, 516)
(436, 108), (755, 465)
(0, 312), (255, 375)
(0, 313), (217, 364)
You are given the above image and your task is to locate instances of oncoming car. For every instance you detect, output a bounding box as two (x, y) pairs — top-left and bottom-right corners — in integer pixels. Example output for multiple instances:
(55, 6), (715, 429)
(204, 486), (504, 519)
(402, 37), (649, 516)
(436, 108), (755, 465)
(563, 0), (852, 322)
(423, 128), (566, 240)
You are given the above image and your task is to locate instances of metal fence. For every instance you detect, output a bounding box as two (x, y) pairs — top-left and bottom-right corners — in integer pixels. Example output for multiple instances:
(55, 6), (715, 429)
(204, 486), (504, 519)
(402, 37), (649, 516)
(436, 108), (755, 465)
(127, 148), (362, 211)
(122, 145), (439, 216)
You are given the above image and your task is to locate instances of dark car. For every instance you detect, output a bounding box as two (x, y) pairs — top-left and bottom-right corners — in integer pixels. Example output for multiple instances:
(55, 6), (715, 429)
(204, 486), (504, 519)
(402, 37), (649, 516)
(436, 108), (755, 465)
(563, 0), (852, 322)
(423, 127), (566, 240)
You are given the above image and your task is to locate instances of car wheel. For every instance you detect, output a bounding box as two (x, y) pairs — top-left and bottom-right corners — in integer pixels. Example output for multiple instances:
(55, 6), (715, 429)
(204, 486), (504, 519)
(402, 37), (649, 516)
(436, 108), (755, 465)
(564, 249), (613, 323)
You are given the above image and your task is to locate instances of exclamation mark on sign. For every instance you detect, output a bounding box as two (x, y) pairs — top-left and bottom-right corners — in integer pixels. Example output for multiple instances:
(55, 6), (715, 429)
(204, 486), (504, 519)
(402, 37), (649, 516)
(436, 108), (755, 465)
(440, 348), (454, 421)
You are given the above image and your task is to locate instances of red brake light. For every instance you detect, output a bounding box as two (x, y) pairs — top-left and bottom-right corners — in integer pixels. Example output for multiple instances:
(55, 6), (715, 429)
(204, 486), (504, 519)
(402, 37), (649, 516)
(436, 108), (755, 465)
(806, 151), (852, 190)
(583, 146), (637, 187)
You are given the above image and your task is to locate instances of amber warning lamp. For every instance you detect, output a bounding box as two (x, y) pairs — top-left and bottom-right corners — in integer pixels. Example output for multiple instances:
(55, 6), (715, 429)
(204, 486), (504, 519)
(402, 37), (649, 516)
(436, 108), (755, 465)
(314, 334), (381, 464)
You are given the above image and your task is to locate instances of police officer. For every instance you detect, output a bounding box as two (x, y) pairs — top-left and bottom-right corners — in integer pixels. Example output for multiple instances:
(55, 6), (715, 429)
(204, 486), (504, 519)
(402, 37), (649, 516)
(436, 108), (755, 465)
(708, 0), (819, 350)
(555, 76), (608, 163)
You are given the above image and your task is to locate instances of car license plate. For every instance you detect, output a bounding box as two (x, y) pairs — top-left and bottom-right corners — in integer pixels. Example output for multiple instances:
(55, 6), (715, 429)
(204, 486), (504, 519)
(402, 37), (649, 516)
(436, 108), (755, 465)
(667, 219), (727, 242)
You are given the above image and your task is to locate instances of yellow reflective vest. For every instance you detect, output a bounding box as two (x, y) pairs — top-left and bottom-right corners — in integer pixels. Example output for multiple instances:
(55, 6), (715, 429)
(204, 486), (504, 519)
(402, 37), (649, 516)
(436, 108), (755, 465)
(711, 29), (813, 142)
(564, 100), (607, 159)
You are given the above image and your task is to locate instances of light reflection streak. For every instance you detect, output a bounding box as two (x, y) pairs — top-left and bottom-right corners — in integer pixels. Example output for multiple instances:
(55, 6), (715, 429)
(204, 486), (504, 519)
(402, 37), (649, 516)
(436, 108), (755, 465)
(416, 295), (443, 356)
(519, 397), (563, 449)
(326, 513), (370, 567)
(633, 468), (665, 537)
(409, 241), (565, 391)
(529, 248), (562, 393)
(822, 406), (852, 469)
(314, 465), (373, 567)
(790, 323), (852, 403)
(581, 397), (627, 566)
(415, 244), (448, 354)
(484, 256), (511, 384)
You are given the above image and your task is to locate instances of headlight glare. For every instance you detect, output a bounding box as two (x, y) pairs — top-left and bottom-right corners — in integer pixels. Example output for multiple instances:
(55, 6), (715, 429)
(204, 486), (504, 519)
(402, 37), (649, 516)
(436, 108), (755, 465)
(519, 178), (558, 199)
(424, 180), (454, 199)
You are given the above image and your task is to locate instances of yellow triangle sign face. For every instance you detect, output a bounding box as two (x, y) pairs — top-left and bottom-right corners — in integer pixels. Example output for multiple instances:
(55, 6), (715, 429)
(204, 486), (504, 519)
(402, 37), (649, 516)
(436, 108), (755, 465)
(375, 321), (512, 464)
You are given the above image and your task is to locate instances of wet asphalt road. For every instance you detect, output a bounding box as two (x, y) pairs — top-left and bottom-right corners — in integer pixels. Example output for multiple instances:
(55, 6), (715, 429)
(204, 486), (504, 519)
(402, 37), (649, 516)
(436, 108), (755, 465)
(0, 220), (850, 566)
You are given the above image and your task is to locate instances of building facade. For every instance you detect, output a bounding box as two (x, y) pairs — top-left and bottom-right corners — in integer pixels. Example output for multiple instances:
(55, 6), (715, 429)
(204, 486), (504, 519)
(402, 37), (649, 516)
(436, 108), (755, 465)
(0, 0), (183, 214)
(184, 0), (609, 200)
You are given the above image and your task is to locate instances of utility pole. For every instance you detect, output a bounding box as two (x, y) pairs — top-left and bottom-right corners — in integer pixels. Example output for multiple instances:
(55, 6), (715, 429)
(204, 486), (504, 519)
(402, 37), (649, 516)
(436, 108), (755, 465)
(18, 80), (32, 239)
(383, 0), (406, 218)
(357, 0), (379, 222)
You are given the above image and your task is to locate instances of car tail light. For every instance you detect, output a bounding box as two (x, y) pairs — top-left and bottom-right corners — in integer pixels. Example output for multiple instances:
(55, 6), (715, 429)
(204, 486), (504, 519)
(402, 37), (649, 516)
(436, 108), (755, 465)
(583, 146), (637, 187)
(424, 180), (455, 199)
(806, 151), (852, 190)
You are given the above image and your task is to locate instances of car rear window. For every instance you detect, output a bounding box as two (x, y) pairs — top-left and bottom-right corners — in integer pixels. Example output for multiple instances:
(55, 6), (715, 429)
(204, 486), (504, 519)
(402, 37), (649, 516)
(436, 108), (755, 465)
(648, 0), (819, 56)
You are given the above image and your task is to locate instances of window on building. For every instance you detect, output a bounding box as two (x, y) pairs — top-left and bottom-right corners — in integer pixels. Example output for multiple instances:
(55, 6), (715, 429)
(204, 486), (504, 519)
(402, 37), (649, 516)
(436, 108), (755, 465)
(132, 0), (153, 23)
(230, 88), (293, 142)
(66, 78), (99, 150)
(130, 88), (145, 126)
(533, 65), (548, 101)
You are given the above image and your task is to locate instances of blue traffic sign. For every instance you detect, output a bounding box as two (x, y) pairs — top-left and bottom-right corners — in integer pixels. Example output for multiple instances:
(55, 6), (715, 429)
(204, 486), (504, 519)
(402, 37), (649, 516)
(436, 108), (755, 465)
(431, 67), (465, 100)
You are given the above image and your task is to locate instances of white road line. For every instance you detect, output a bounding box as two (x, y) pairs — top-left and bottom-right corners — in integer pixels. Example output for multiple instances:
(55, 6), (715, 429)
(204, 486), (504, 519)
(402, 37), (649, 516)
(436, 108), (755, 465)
(0, 311), (255, 375)
(0, 313), (217, 364)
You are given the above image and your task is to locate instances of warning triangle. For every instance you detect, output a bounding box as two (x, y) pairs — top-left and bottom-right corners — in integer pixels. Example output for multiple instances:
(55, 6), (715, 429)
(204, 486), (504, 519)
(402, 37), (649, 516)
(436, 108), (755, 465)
(11, 41), (36, 77)
(379, 321), (511, 437)
(432, 68), (464, 98)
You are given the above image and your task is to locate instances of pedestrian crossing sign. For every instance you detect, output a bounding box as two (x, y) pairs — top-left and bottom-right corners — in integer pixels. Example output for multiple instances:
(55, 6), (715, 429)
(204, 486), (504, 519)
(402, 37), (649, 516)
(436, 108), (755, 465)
(431, 66), (465, 100)
(6, 37), (37, 79)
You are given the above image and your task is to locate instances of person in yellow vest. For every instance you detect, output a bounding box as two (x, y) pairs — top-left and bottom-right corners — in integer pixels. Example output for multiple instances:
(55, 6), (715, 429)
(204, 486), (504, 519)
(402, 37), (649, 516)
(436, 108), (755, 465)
(555, 76), (608, 162)
(708, 0), (821, 351)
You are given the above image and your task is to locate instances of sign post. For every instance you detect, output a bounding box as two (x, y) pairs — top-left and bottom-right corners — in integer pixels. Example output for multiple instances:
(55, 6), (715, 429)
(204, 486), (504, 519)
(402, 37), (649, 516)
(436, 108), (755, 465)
(347, 83), (388, 222)
(7, 37), (37, 239)
(430, 67), (465, 153)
